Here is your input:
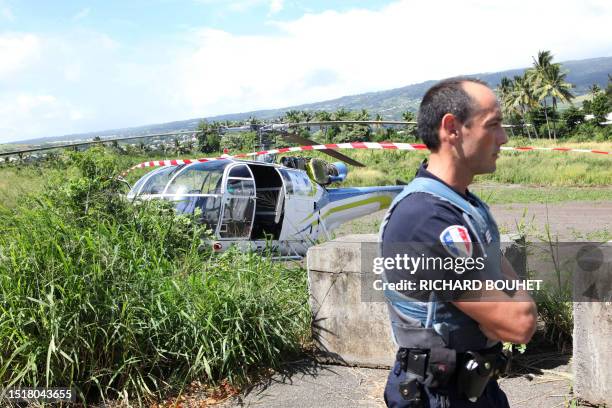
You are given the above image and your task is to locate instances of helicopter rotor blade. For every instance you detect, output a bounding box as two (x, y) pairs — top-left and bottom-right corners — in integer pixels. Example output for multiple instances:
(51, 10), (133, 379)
(280, 132), (367, 167)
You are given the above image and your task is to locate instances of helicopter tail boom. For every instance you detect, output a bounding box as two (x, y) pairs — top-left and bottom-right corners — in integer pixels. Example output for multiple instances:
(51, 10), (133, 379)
(317, 186), (404, 232)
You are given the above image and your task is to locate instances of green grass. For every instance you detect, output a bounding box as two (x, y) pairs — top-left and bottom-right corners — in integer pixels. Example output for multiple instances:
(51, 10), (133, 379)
(0, 144), (28, 153)
(474, 186), (612, 204)
(475, 150), (612, 186)
(0, 148), (310, 405)
(2, 141), (610, 210)
(278, 141), (612, 188)
(0, 165), (78, 208)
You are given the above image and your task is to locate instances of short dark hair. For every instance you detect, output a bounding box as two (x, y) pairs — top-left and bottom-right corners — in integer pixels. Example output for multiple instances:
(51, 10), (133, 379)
(417, 77), (489, 151)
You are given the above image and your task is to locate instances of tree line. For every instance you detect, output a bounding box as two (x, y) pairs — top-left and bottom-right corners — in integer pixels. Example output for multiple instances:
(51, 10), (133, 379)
(497, 50), (611, 141)
(192, 50), (611, 154)
(195, 110), (419, 154)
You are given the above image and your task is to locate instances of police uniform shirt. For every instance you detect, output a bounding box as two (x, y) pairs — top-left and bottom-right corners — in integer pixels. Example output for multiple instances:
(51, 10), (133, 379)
(381, 163), (496, 302)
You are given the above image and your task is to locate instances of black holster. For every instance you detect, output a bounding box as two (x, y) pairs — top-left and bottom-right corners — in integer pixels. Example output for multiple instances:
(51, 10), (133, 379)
(456, 348), (510, 402)
(395, 348), (457, 404)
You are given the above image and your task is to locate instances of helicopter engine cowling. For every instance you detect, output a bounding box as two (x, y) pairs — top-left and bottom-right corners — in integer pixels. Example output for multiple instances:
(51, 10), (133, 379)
(328, 162), (348, 183)
(306, 159), (349, 185)
(282, 156), (349, 185)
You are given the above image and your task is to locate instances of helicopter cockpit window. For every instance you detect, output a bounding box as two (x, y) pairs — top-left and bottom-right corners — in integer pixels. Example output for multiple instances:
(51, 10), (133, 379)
(228, 165), (251, 178)
(225, 178), (255, 196)
(127, 172), (150, 199)
(138, 166), (183, 196)
(278, 169), (294, 195)
(164, 161), (228, 195)
(218, 164), (255, 239)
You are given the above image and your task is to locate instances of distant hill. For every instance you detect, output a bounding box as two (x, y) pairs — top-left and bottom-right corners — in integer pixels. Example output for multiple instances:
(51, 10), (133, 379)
(17, 56), (612, 145)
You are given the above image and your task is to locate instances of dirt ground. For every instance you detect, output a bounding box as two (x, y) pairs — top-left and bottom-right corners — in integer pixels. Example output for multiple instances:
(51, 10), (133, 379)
(335, 201), (612, 241)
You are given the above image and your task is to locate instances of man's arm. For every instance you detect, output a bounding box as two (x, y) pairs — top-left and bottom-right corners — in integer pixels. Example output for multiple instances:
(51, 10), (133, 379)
(452, 256), (537, 344)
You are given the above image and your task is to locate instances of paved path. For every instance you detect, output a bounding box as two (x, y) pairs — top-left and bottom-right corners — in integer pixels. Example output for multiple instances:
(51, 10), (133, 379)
(491, 202), (612, 240)
(219, 352), (574, 408)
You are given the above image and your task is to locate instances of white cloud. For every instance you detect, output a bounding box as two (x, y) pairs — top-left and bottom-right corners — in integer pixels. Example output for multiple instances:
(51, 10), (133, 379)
(0, 33), (41, 78)
(0, 0), (14, 21)
(1, 6), (14, 21)
(0, 31), (120, 142)
(0, 93), (92, 140)
(1, 0), (611, 143)
(72, 7), (91, 21)
(269, 0), (283, 15)
(174, 0), (612, 119)
(193, 0), (285, 14)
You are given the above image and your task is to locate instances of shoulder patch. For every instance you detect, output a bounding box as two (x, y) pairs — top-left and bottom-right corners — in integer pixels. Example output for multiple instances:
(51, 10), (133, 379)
(439, 225), (473, 258)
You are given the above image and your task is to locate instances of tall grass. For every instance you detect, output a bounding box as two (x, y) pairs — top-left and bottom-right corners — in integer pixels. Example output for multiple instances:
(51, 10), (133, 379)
(0, 148), (310, 405)
(278, 144), (612, 188)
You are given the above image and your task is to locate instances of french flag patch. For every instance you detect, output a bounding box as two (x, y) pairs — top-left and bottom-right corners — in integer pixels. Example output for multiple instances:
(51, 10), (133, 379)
(439, 225), (473, 258)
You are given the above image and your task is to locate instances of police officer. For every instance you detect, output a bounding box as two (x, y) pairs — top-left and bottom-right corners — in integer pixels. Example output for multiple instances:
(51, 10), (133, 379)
(380, 78), (537, 407)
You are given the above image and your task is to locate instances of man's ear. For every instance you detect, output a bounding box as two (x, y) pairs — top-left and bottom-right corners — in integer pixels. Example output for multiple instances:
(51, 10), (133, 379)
(440, 113), (460, 145)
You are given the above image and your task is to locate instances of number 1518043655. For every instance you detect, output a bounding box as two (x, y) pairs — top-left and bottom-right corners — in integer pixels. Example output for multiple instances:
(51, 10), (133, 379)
(3, 387), (75, 402)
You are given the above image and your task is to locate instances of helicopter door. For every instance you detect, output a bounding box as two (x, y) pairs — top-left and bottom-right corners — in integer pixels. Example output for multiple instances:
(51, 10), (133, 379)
(218, 164), (256, 239)
(278, 168), (317, 241)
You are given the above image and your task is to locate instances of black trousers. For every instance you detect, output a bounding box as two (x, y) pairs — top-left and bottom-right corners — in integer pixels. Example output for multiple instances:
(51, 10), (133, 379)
(384, 361), (510, 408)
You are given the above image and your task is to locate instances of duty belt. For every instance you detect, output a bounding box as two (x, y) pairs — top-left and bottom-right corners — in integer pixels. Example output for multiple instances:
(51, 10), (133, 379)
(395, 344), (510, 403)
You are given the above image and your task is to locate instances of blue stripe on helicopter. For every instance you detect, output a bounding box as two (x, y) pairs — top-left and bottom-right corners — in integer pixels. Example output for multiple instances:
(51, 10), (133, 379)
(318, 186), (404, 209)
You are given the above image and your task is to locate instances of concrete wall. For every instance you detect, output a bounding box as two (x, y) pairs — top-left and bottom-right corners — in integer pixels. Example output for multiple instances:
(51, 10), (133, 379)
(573, 243), (612, 406)
(307, 234), (395, 368)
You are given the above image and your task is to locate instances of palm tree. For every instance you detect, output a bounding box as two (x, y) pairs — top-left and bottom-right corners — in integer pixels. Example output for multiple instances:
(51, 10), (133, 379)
(528, 50), (554, 139)
(543, 64), (574, 139)
(173, 137), (181, 156)
(497, 80), (516, 138)
(510, 74), (539, 139)
(400, 111), (417, 140)
(401, 111), (415, 122)
(300, 110), (314, 123)
(497, 77), (513, 106)
(284, 110), (301, 124)
(333, 108), (350, 121)
(497, 77), (516, 137)
(352, 109), (371, 141)
(589, 84), (601, 98)
(374, 113), (384, 131)
(315, 110), (332, 142)
(355, 109), (370, 121)
(529, 50), (575, 140)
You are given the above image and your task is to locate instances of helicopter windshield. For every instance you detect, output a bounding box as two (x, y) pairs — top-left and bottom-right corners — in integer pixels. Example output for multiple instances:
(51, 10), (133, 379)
(164, 161), (228, 195)
(127, 160), (258, 237)
(127, 166), (184, 198)
(163, 161), (230, 233)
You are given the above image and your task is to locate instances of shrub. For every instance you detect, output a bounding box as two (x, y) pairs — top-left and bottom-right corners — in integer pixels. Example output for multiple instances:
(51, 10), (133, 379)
(0, 148), (310, 404)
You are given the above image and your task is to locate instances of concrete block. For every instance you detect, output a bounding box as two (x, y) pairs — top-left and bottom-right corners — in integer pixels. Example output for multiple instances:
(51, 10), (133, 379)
(307, 234), (395, 368)
(573, 243), (612, 406)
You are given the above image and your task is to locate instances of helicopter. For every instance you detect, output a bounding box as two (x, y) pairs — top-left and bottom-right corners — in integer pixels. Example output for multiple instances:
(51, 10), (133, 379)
(125, 121), (415, 257)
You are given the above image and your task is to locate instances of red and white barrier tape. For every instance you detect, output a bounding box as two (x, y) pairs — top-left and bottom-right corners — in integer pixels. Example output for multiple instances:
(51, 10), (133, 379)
(500, 146), (609, 154)
(121, 141), (609, 176)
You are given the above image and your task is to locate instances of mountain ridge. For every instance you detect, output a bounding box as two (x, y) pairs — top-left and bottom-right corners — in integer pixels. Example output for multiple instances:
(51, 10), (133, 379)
(15, 56), (612, 145)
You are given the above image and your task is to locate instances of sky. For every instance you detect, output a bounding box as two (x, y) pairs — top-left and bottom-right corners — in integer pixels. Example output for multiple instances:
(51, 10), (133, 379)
(0, 0), (610, 143)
